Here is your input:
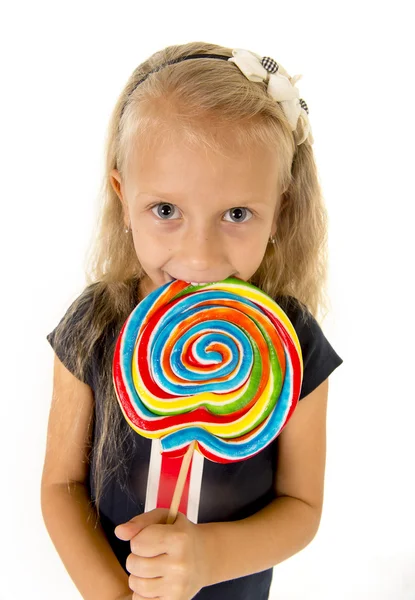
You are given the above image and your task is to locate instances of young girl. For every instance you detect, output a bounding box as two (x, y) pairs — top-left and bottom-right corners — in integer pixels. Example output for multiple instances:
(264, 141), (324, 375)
(41, 41), (343, 600)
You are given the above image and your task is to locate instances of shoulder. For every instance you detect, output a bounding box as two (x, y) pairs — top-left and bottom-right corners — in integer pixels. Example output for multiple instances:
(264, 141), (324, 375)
(46, 282), (109, 387)
(46, 278), (140, 387)
(275, 295), (343, 400)
(46, 281), (102, 347)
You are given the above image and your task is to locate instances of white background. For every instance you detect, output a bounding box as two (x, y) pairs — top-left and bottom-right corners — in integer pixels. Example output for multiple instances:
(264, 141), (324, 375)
(1, 1), (414, 598)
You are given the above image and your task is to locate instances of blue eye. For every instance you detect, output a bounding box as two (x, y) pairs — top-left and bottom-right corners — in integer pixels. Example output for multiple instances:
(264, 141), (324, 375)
(223, 207), (253, 223)
(151, 203), (180, 220)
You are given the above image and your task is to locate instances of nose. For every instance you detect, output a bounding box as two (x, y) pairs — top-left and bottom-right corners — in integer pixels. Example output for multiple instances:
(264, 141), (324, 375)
(174, 224), (230, 282)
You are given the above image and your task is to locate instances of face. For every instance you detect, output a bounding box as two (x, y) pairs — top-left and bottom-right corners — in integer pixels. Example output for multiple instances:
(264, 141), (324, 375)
(110, 126), (281, 300)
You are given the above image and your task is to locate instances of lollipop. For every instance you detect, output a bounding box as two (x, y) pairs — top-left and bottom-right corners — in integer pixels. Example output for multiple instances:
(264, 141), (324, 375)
(112, 277), (303, 523)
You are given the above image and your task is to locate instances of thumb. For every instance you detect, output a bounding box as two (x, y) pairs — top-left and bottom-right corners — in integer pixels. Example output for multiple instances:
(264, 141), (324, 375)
(114, 508), (169, 541)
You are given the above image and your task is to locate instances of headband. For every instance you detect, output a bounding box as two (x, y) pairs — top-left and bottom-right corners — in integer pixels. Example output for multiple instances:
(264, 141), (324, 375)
(121, 48), (313, 146)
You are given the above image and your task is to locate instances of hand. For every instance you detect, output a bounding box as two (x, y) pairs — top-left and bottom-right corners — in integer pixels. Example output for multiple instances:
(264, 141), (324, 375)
(114, 508), (210, 600)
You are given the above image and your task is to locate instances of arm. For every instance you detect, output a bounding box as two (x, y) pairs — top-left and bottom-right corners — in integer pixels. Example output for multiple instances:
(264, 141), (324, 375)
(199, 378), (328, 587)
(41, 355), (131, 600)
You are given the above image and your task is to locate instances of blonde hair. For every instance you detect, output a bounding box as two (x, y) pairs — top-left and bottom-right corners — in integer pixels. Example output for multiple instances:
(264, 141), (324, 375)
(52, 41), (330, 515)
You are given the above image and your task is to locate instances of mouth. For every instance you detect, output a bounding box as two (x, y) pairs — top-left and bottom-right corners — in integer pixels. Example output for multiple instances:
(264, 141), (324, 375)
(165, 273), (240, 286)
(166, 275), (213, 286)
(187, 282), (212, 286)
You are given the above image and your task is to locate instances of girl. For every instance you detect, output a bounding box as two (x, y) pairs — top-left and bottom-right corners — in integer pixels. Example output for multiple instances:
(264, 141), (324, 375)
(41, 41), (343, 600)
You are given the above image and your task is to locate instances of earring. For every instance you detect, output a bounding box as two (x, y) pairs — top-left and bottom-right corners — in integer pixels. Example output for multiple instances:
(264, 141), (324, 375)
(269, 235), (276, 244)
(124, 223), (130, 233)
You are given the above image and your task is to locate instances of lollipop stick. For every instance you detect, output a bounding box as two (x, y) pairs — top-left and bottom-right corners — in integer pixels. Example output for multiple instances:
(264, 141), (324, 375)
(166, 440), (196, 525)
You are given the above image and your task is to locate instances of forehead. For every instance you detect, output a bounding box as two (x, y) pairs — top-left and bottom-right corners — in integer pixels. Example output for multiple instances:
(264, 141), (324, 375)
(125, 122), (281, 201)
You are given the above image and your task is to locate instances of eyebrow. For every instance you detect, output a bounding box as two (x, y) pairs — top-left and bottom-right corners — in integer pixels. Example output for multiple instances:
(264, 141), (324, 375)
(135, 191), (271, 206)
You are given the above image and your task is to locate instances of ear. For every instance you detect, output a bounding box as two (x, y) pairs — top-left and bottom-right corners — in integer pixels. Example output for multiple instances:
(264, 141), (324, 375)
(270, 214), (278, 238)
(109, 168), (130, 227)
(271, 193), (284, 237)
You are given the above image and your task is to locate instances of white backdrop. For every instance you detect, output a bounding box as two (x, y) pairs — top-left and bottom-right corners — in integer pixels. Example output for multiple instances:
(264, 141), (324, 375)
(1, 1), (414, 598)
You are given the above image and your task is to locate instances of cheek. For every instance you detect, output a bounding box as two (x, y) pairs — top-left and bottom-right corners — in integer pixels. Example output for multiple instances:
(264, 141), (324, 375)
(131, 227), (171, 263)
(226, 239), (267, 280)
(234, 235), (268, 261)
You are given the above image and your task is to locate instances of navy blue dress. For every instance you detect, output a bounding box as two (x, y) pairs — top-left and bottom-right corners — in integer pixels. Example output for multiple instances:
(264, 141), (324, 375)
(47, 285), (343, 599)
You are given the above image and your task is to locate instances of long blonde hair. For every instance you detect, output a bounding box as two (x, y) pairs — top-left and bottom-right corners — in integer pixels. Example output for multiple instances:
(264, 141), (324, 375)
(52, 41), (329, 515)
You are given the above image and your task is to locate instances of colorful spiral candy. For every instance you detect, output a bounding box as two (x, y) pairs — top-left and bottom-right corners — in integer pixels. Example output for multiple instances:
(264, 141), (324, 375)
(112, 277), (303, 464)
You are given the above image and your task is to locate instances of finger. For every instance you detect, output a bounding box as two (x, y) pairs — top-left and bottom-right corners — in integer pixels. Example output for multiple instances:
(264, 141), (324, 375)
(130, 524), (173, 557)
(126, 553), (169, 578)
(129, 573), (163, 598)
(131, 593), (161, 600)
(115, 521), (140, 542)
(115, 509), (169, 541)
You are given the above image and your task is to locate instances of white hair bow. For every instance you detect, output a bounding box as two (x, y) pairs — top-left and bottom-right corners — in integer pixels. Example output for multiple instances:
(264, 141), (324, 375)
(228, 49), (313, 146)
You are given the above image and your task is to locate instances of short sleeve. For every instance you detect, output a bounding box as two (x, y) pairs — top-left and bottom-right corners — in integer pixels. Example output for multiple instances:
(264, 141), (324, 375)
(281, 299), (343, 400)
(46, 290), (94, 388)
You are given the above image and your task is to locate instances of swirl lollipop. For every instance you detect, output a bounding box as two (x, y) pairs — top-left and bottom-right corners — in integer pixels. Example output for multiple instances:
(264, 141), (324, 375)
(113, 277), (303, 523)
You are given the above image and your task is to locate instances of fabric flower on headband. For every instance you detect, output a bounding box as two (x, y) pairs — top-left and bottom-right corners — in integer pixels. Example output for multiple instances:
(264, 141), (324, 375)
(228, 49), (314, 146)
